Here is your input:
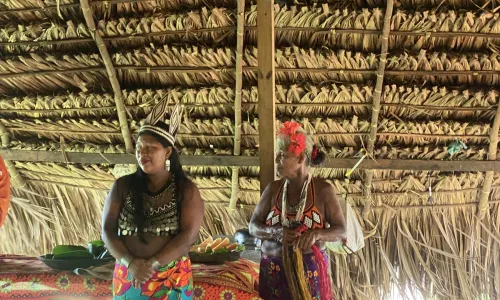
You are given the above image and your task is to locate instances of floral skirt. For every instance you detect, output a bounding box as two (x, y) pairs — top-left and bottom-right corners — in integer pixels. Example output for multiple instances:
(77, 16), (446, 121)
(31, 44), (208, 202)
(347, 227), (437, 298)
(113, 256), (193, 300)
(259, 251), (329, 300)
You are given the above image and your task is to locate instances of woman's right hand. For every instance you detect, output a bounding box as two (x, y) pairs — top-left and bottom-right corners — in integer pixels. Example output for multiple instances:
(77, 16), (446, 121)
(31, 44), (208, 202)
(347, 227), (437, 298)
(128, 259), (154, 287)
(282, 227), (301, 245)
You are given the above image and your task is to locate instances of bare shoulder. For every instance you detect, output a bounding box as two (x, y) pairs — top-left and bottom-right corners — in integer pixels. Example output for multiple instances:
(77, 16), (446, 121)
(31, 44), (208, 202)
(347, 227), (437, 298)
(313, 178), (337, 198)
(313, 177), (335, 190)
(265, 179), (285, 197)
(109, 174), (133, 195)
(184, 179), (200, 197)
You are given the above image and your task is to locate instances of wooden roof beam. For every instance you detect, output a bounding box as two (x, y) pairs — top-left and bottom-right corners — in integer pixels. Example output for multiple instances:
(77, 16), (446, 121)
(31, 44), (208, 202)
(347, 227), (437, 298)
(80, 0), (134, 153)
(0, 123), (26, 188)
(477, 91), (500, 220)
(229, 0), (245, 209)
(3, 150), (500, 171)
(256, 0), (276, 194)
(362, 0), (394, 219)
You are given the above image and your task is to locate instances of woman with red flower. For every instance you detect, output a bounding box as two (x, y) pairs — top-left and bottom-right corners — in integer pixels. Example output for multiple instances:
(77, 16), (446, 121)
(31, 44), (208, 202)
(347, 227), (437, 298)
(103, 102), (203, 299)
(249, 121), (346, 300)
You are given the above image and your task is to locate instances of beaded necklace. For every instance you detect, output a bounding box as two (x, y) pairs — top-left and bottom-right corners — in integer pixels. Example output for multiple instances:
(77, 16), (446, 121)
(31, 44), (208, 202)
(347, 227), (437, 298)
(281, 173), (312, 227)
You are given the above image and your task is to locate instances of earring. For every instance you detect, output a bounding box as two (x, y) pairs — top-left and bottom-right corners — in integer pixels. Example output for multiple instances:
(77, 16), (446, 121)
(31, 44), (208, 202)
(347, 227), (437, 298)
(165, 159), (171, 171)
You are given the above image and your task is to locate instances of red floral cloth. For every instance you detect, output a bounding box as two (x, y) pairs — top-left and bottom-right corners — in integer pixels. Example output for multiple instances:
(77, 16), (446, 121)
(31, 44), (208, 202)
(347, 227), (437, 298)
(193, 259), (261, 300)
(0, 255), (262, 300)
(0, 256), (111, 299)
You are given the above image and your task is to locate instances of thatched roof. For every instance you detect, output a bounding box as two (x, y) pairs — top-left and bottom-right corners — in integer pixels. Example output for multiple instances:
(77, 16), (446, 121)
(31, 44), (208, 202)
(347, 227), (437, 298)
(1, 0), (500, 299)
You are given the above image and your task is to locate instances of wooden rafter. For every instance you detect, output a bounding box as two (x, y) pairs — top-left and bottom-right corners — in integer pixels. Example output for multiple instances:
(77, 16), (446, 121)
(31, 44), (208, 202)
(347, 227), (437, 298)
(362, 0), (394, 219)
(0, 66), (499, 80)
(0, 123), (26, 188)
(257, 0), (277, 193)
(3, 150), (500, 171)
(229, 0), (245, 209)
(80, 0), (134, 153)
(477, 91), (500, 219)
(5, 27), (500, 47)
(1, 102), (498, 114)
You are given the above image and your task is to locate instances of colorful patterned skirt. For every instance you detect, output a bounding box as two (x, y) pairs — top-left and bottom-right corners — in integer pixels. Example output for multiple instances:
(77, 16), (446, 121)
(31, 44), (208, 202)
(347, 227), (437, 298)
(259, 251), (329, 300)
(113, 256), (193, 300)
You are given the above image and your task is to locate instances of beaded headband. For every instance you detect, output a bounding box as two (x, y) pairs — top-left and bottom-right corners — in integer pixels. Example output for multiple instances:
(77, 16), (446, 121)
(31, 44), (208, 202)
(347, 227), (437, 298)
(138, 97), (183, 146)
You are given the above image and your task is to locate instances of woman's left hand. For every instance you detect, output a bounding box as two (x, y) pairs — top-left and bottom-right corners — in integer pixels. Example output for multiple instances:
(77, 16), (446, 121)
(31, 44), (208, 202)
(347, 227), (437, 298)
(294, 230), (319, 250)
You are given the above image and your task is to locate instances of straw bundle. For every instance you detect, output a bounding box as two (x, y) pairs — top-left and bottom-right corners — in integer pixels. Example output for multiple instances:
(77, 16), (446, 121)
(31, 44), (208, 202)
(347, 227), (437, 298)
(1, 84), (495, 121)
(0, 0), (80, 23)
(96, 8), (235, 48)
(246, 5), (382, 51)
(377, 119), (492, 145)
(391, 10), (500, 51)
(381, 85), (497, 121)
(352, 0), (494, 9)
(386, 51), (500, 85)
(0, 87), (237, 118)
(0, 21), (92, 54)
(92, 0), (235, 18)
(0, 52), (106, 94)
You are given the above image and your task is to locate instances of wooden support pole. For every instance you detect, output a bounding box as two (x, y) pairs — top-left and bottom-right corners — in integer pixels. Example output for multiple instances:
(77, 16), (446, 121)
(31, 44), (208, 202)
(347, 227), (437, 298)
(257, 0), (276, 193)
(0, 123), (26, 188)
(363, 0), (394, 219)
(229, 0), (245, 209)
(477, 91), (500, 220)
(80, 0), (134, 153)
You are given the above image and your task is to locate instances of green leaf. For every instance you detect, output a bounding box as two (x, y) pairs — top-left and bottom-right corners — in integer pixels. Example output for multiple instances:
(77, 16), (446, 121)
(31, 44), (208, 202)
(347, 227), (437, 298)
(52, 245), (87, 255)
(213, 247), (229, 254)
(53, 250), (94, 259)
(89, 240), (104, 247)
(235, 245), (246, 252)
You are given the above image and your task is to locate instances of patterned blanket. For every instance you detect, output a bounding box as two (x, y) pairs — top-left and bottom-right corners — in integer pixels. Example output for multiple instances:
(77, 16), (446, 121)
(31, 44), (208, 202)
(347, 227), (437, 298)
(0, 255), (261, 300)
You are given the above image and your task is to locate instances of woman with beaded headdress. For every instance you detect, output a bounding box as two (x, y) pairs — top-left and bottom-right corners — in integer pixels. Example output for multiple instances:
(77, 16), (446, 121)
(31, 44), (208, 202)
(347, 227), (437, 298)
(250, 121), (346, 300)
(102, 100), (204, 299)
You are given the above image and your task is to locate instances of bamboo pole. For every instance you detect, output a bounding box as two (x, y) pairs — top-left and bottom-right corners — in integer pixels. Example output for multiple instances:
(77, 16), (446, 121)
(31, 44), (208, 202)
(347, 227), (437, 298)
(80, 0), (134, 153)
(229, 0), (245, 210)
(363, 0), (394, 220)
(0, 122), (8, 148)
(477, 91), (500, 220)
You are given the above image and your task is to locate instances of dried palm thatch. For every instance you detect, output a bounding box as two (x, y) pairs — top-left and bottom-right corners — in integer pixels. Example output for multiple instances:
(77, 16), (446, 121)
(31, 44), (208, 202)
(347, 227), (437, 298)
(2, 0), (500, 298)
(0, 87), (237, 119)
(386, 50), (500, 85)
(352, 0), (496, 9)
(97, 8), (235, 48)
(0, 0), (80, 23)
(0, 52), (106, 94)
(4, 6), (500, 55)
(377, 118), (492, 145)
(390, 10), (500, 52)
(0, 21), (93, 54)
(332, 201), (500, 299)
(246, 5), (383, 51)
(2, 84), (495, 121)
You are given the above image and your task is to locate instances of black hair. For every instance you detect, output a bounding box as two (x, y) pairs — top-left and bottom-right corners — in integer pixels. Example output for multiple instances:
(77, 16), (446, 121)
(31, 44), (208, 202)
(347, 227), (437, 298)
(128, 122), (188, 242)
(309, 145), (326, 167)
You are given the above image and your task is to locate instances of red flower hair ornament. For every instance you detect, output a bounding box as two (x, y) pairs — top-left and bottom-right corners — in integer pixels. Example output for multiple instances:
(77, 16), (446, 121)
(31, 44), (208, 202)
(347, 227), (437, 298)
(279, 121), (307, 156)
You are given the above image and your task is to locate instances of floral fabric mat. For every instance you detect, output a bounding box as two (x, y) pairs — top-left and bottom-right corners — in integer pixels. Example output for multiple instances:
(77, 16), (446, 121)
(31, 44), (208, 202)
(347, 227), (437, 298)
(0, 255), (261, 300)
